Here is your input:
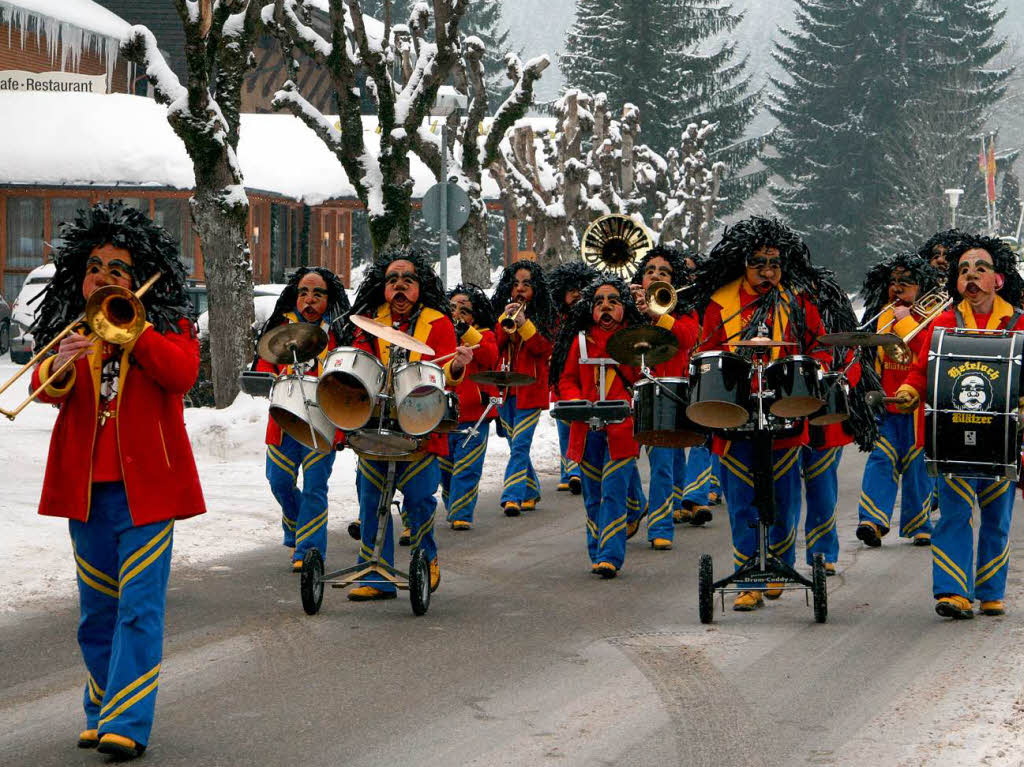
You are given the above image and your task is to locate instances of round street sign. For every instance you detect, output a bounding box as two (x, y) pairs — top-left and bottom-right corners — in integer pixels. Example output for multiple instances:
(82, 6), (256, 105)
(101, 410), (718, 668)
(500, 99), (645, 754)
(422, 182), (471, 233)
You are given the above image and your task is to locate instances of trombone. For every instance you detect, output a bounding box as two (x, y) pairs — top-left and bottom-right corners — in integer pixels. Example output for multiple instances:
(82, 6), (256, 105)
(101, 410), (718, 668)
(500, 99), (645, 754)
(0, 272), (161, 420)
(875, 288), (952, 364)
(858, 287), (948, 334)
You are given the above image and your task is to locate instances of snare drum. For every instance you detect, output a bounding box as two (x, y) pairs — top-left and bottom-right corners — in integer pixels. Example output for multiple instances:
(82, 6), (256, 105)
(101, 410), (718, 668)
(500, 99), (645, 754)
(269, 374), (336, 453)
(347, 415), (423, 460)
(633, 378), (706, 447)
(808, 371), (850, 426)
(394, 362), (447, 435)
(436, 392), (461, 433)
(925, 328), (1024, 480)
(764, 355), (825, 418)
(317, 348), (386, 430)
(687, 351), (751, 429)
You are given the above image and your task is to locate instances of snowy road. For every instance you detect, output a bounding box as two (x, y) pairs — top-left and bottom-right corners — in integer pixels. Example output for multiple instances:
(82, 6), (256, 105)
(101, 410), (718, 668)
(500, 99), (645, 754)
(2, 355), (1024, 765)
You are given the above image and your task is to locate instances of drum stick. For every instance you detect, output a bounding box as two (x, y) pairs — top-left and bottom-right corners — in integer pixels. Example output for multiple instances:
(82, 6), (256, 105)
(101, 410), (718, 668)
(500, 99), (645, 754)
(864, 390), (912, 407)
(432, 344), (481, 364)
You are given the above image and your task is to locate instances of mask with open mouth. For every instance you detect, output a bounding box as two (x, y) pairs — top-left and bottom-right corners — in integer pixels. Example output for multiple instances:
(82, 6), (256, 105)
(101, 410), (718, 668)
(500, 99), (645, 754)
(592, 284), (624, 330)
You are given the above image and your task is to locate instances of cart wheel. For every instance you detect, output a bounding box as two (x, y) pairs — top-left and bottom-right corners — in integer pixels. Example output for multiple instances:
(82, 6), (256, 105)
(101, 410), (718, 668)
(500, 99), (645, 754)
(300, 548), (324, 615)
(811, 553), (828, 624)
(698, 554), (715, 624)
(409, 548), (431, 617)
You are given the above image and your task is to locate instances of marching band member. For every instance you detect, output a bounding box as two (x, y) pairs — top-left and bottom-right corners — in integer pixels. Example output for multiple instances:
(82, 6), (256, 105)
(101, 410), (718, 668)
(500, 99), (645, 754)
(341, 251), (473, 600)
(551, 274), (646, 577)
(896, 234), (1024, 619)
(630, 246), (701, 548)
(802, 267), (879, 575)
(691, 216), (831, 611)
(853, 253), (938, 548)
(491, 260), (554, 516)
(441, 284), (499, 530)
(254, 267), (349, 571)
(548, 262), (598, 494)
(28, 201), (205, 759)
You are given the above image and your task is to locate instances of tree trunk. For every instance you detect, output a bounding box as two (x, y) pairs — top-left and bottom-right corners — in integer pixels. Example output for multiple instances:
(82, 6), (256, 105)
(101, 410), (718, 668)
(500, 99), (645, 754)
(190, 194), (255, 408)
(458, 202), (491, 287)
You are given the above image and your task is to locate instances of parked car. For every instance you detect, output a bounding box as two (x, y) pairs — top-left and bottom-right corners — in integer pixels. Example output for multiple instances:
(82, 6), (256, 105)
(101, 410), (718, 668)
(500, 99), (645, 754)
(186, 282), (208, 320)
(9, 263), (55, 364)
(0, 290), (10, 356)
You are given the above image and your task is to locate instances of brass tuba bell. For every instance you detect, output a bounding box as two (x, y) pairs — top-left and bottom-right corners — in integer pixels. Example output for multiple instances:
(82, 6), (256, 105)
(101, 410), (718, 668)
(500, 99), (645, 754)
(580, 214), (653, 279)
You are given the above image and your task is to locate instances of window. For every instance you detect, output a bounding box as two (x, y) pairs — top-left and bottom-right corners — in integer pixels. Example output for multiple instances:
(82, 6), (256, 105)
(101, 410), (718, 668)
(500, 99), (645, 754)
(5, 197), (43, 299)
(154, 198), (195, 275)
(49, 198), (87, 251)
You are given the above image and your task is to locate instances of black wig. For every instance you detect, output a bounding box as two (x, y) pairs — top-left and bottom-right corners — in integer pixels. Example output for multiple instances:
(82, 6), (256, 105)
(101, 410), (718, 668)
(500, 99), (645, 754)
(859, 252), (940, 330)
(549, 273), (646, 387)
(686, 216), (817, 354)
(631, 245), (694, 291)
(259, 266), (351, 343)
(490, 259), (554, 336)
(341, 249), (451, 344)
(32, 200), (192, 348)
(943, 233), (1024, 309)
(547, 261), (598, 316)
(446, 282), (497, 331)
(917, 228), (966, 263)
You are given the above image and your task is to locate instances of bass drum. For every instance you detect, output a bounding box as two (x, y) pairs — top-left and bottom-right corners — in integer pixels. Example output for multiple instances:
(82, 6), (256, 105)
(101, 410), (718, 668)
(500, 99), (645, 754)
(270, 374), (336, 454)
(394, 362), (447, 435)
(687, 351), (751, 429)
(925, 328), (1024, 480)
(317, 347), (386, 430)
(632, 378), (706, 448)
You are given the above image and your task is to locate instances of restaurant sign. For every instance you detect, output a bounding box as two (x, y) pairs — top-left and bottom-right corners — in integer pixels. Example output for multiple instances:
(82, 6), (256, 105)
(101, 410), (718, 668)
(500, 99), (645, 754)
(0, 70), (107, 94)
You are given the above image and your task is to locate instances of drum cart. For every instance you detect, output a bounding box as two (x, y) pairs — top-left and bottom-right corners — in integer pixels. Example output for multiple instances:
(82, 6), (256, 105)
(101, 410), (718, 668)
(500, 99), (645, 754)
(697, 348), (828, 624)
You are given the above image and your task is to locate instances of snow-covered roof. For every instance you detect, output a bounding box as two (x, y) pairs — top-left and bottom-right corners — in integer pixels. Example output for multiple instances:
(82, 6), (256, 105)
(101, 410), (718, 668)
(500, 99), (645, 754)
(0, 92), (502, 205)
(1, 0), (130, 40)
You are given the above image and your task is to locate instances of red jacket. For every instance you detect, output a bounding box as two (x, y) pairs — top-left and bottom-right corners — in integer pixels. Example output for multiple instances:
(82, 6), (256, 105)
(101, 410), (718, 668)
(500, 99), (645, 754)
(873, 309), (929, 413)
(31, 319), (205, 525)
(453, 325), (499, 422)
(352, 304), (462, 457)
(495, 316), (552, 410)
(255, 312), (342, 446)
(558, 326), (639, 462)
(650, 311), (700, 377)
(699, 279), (830, 453)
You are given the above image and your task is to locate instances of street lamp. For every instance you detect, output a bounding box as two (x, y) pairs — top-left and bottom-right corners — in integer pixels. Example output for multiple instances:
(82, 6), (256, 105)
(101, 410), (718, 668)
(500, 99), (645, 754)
(430, 86), (467, 290)
(945, 188), (964, 229)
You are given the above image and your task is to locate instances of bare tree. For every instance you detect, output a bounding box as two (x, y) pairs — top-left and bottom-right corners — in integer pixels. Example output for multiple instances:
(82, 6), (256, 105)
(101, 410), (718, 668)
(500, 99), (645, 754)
(264, 0), (468, 254)
(122, 0), (259, 408)
(655, 121), (726, 253)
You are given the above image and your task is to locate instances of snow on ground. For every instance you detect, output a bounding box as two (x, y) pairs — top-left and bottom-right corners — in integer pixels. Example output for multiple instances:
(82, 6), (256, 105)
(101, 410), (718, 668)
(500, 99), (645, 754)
(0, 353), (560, 613)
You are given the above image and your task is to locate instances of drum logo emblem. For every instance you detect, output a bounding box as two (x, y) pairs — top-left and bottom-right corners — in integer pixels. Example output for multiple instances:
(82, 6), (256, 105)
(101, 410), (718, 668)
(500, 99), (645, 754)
(951, 373), (992, 412)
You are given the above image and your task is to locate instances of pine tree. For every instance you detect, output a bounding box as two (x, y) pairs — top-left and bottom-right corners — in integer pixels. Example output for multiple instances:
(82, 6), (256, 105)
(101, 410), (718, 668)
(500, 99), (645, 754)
(561, 0), (761, 216)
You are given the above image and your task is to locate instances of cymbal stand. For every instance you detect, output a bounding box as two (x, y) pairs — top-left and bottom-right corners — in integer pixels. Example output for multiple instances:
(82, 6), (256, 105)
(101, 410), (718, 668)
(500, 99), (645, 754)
(291, 348), (326, 453)
(460, 356), (510, 447)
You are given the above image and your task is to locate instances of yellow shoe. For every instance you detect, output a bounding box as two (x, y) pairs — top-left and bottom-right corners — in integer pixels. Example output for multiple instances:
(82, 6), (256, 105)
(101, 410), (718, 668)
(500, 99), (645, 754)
(348, 586), (397, 601)
(856, 521), (885, 548)
(980, 600), (1006, 616)
(594, 562), (618, 579)
(556, 482), (570, 492)
(503, 502), (521, 517)
(96, 733), (145, 760)
(912, 532), (931, 546)
(935, 595), (974, 619)
(764, 582), (785, 600)
(824, 562), (837, 576)
(291, 559), (303, 573)
(429, 558), (441, 592)
(687, 505), (713, 526)
(650, 538), (673, 550)
(399, 527), (412, 546)
(521, 498), (537, 511)
(450, 520), (472, 531)
(733, 591), (763, 611)
(77, 729), (99, 749)
(708, 491), (721, 506)
(568, 476), (582, 495)
(626, 514), (645, 540)
(673, 507), (691, 524)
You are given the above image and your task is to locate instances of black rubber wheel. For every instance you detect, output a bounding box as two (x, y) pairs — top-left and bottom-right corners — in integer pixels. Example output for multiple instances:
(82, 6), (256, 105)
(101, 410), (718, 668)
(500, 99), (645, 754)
(347, 520), (361, 541)
(812, 553), (828, 624)
(698, 553), (715, 624)
(300, 548), (324, 615)
(409, 548), (431, 617)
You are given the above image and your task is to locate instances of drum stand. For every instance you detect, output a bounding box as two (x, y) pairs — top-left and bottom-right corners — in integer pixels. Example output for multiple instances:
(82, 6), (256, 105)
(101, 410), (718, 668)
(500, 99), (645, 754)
(698, 351), (828, 624)
(299, 351), (433, 618)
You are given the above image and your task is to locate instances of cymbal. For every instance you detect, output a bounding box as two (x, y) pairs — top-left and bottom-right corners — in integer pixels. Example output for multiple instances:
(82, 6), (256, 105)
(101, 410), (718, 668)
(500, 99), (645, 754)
(349, 313), (435, 356)
(607, 326), (679, 366)
(818, 331), (900, 347)
(257, 322), (329, 365)
(731, 336), (798, 348)
(470, 370), (537, 387)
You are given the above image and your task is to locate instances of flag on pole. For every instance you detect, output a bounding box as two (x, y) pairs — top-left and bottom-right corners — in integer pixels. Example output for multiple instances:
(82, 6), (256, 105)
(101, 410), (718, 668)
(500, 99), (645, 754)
(986, 135), (997, 204)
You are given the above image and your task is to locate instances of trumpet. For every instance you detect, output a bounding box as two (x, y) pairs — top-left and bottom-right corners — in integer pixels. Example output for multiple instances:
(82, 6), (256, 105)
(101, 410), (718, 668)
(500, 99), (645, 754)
(500, 302), (526, 332)
(643, 280), (686, 317)
(0, 271), (160, 420)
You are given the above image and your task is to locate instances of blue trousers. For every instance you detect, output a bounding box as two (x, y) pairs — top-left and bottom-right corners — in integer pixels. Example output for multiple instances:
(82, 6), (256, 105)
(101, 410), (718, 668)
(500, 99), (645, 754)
(356, 455), (440, 594)
(682, 444), (714, 508)
(579, 431), (638, 568)
(857, 413), (931, 538)
(69, 483), (173, 746)
(266, 433), (336, 562)
(933, 475), (1015, 602)
(498, 397), (541, 505)
(802, 446), (842, 565)
(627, 463), (647, 523)
(719, 443), (802, 571)
(645, 446), (675, 541)
(441, 423), (488, 523)
(556, 418), (581, 484)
